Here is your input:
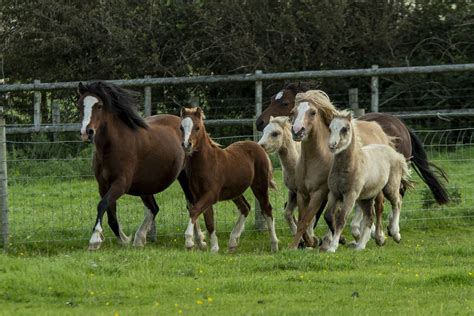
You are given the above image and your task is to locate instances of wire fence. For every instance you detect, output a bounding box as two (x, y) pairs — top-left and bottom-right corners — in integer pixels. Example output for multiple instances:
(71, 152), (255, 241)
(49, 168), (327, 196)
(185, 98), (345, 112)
(4, 124), (474, 249)
(1, 66), (474, 250)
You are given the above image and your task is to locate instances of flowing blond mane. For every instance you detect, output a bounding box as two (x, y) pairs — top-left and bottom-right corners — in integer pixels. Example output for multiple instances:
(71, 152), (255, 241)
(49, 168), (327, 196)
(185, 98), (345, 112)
(295, 90), (338, 126)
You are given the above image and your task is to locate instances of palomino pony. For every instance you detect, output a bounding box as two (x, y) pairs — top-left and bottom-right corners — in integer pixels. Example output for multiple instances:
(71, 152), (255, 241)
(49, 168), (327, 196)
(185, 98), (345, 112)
(289, 90), (391, 249)
(324, 111), (412, 252)
(180, 107), (279, 252)
(256, 82), (449, 206)
(77, 81), (205, 250)
(257, 116), (317, 243)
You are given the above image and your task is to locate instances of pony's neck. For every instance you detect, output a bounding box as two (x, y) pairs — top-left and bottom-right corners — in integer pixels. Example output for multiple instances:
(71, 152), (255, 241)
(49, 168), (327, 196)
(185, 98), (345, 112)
(301, 117), (331, 161)
(333, 124), (359, 170)
(193, 129), (217, 158)
(278, 129), (300, 170)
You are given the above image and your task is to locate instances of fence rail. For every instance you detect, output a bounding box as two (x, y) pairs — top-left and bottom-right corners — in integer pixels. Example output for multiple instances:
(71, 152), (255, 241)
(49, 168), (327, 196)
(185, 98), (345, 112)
(1, 64), (474, 250)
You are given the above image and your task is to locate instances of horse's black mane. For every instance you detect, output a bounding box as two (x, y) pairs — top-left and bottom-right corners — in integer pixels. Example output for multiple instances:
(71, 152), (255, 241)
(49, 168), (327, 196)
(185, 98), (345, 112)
(79, 81), (148, 130)
(284, 81), (310, 94)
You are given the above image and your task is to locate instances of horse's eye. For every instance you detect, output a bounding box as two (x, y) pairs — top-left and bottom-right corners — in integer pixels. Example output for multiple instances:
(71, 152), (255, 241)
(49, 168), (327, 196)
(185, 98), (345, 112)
(271, 131), (279, 137)
(341, 127), (347, 134)
(310, 110), (316, 116)
(281, 101), (289, 107)
(195, 126), (200, 131)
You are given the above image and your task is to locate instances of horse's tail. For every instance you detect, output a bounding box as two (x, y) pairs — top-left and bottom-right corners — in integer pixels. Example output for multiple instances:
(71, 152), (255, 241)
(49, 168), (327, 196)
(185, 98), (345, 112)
(408, 129), (449, 204)
(399, 155), (415, 192)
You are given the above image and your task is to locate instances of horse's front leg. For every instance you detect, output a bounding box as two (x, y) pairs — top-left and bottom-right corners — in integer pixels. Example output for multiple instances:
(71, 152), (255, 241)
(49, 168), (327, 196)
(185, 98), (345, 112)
(229, 196), (251, 252)
(289, 189), (327, 249)
(185, 192), (215, 250)
(89, 180), (127, 250)
(327, 192), (357, 253)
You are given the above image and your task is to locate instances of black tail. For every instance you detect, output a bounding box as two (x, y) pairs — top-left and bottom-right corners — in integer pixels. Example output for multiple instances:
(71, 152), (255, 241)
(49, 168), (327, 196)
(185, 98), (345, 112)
(409, 129), (450, 205)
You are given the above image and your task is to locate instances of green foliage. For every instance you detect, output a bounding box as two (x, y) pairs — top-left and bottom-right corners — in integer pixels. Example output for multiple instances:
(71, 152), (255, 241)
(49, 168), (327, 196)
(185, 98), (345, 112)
(1, 0), (473, 129)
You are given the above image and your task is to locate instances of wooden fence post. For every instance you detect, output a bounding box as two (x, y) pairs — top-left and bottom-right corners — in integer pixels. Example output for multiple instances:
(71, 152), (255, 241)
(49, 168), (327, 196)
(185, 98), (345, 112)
(254, 70), (265, 231)
(349, 88), (365, 117)
(0, 106), (9, 251)
(143, 76), (156, 241)
(144, 75), (152, 117)
(52, 99), (60, 141)
(34, 79), (42, 131)
(371, 65), (379, 112)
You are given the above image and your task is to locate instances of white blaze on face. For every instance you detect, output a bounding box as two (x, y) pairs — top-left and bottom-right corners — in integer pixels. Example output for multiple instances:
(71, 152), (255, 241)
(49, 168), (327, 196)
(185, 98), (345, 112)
(258, 123), (272, 148)
(292, 102), (309, 134)
(328, 118), (350, 154)
(275, 90), (284, 100)
(81, 96), (99, 135)
(181, 117), (193, 147)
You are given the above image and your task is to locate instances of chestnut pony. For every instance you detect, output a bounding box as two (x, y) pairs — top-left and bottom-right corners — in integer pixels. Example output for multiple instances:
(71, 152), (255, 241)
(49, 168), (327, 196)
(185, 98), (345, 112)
(256, 82), (449, 206)
(77, 81), (201, 250)
(180, 107), (278, 252)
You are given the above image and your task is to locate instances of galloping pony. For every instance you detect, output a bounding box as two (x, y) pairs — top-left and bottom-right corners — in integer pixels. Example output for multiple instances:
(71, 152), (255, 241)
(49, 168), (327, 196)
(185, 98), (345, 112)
(256, 82), (449, 206)
(257, 116), (317, 243)
(180, 107), (278, 252)
(77, 81), (204, 250)
(289, 90), (392, 249)
(323, 111), (412, 252)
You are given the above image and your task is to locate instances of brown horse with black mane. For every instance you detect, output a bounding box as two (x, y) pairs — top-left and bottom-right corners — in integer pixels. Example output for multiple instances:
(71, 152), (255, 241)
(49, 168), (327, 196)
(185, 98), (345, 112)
(256, 82), (449, 205)
(180, 107), (279, 252)
(77, 81), (204, 250)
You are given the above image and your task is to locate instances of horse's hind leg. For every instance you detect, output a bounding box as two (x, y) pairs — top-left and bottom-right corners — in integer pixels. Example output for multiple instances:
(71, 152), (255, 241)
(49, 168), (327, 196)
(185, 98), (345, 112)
(385, 187), (402, 243)
(374, 193), (386, 246)
(284, 190), (298, 236)
(133, 195), (159, 247)
(350, 206), (363, 242)
(355, 199), (374, 251)
(229, 196), (250, 252)
(251, 185), (279, 252)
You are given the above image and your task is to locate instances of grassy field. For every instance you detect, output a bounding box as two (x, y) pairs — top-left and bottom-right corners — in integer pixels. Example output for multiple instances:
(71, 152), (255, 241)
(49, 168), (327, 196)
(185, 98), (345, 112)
(0, 144), (473, 315)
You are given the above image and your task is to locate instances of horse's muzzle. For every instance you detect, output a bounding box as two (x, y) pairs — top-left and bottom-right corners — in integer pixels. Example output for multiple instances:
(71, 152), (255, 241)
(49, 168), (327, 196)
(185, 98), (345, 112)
(182, 142), (193, 154)
(81, 128), (95, 143)
(292, 128), (305, 142)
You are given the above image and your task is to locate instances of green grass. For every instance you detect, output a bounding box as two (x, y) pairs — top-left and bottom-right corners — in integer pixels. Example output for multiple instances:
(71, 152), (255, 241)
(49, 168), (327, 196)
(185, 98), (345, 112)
(0, 229), (473, 315)
(0, 146), (473, 315)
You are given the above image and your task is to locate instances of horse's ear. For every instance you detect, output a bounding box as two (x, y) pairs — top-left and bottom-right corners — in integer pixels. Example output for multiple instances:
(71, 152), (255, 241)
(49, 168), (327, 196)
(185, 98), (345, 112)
(195, 107), (205, 119)
(180, 107), (187, 118)
(345, 111), (353, 121)
(269, 115), (274, 121)
(78, 82), (86, 95)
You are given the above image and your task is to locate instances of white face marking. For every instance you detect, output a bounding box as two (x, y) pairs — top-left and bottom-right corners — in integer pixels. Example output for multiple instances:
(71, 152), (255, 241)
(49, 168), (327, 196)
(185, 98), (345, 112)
(181, 117), (193, 147)
(328, 118), (351, 154)
(275, 91), (284, 100)
(292, 102), (309, 134)
(81, 96), (99, 135)
(258, 122), (282, 153)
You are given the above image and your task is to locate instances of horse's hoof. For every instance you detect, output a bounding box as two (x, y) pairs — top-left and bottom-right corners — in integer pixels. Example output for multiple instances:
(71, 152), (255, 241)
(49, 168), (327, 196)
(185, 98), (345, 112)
(393, 233), (401, 243)
(271, 243), (279, 253)
(228, 246), (237, 253)
(197, 241), (208, 251)
(375, 235), (386, 246)
(339, 235), (347, 245)
(133, 240), (145, 248)
(354, 246), (365, 252)
(347, 241), (357, 248)
(88, 242), (101, 251)
(326, 247), (337, 253)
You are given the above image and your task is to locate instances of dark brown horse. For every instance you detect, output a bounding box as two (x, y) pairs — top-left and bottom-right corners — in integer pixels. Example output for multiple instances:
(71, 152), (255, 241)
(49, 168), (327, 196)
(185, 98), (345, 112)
(180, 107), (279, 252)
(77, 81), (202, 250)
(256, 82), (449, 206)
